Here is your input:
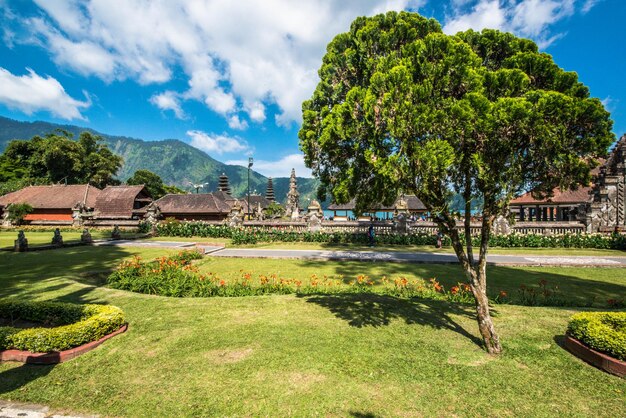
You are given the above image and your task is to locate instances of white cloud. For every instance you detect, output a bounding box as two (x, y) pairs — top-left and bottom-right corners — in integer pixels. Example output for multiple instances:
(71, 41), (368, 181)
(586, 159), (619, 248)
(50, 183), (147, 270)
(226, 154), (313, 178)
(443, 0), (577, 49)
(20, 1), (421, 127)
(444, 0), (507, 34)
(150, 91), (185, 119)
(0, 67), (90, 120)
(581, 0), (600, 14)
(601, 96), (616, 113)
(186, 130), (250, 155)
(227, 115), (248, 130)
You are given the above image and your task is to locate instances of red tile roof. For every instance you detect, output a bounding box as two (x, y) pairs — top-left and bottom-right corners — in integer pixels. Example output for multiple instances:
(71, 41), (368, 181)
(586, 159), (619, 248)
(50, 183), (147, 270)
(0, 185), (100, 209)
(510, 186), (593, 205)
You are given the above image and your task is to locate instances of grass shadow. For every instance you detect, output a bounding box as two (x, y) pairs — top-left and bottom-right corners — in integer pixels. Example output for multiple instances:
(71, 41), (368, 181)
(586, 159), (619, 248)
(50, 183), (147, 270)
(299, 293), (484, 349)
(0, 362), (56, 395)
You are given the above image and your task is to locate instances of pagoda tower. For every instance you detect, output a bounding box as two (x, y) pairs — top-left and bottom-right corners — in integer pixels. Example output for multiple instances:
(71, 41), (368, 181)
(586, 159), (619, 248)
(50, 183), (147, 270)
(218, 173), (231, 195)
(265, 177), (276, 202)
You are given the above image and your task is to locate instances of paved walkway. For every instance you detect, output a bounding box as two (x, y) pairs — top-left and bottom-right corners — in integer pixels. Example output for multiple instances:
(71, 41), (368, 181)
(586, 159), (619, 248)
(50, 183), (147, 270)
(0, 401), (91, 418)
(95, 240), (626, 267)
(208, 248), (626, 267)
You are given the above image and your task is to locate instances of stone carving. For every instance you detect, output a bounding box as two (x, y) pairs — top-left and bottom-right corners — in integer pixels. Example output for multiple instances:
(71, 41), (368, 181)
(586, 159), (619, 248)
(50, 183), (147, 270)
(393, 196), (410, 234)
(285, 168), (300, 219)
(14, 231), (28, 252)
(493, 215), (511, 236)
(2, 206), (11, 227)
(254, 202), (264, 221)
(72, 202), (86, 227)
(306, 200), (324, 232)
(111, 225), (122, 240)
(227, 201), (243, 227)
(51, 228), (64, 246)
(144, 202), (161, 225)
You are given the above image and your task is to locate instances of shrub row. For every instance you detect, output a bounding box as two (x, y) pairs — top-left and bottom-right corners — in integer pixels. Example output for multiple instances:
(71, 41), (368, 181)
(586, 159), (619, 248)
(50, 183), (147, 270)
(567, 312), (626, 361)
(155, 220), (626, 249)
(0, 300), (126, 353)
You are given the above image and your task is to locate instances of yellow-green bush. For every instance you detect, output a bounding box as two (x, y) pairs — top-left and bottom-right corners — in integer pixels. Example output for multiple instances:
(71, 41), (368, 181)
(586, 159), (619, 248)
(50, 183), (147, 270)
(567, 312), (626, 360)
(0, 300), (125, 353)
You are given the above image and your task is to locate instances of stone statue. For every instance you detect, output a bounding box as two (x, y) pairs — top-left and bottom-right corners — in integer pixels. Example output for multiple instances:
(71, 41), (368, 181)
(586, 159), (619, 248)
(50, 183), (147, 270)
(111, 225), (122, 240)
(72, 202), (86, 227)
(14, 231), (28, 252)
(144, 202), (161, 225)
(2, 205), (12, 227)
(493, 215), (511, 236)
(227, 202), (243, 227)
(81, 228), (93, 243)
(51, 228), (64, 246)
(306, 200), (324, 232)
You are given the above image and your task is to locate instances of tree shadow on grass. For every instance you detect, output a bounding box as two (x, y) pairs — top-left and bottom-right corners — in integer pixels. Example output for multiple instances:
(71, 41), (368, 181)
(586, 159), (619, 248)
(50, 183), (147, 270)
(0, 245), (132, 304)
(0, 362), (56, 395)
(298, 293), (484, 349)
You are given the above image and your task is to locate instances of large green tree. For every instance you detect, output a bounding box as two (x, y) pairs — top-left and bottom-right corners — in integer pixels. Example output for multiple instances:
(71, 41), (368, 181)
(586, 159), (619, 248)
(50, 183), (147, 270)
(1, 130), (122, 188)
(299, 12), (614, 353)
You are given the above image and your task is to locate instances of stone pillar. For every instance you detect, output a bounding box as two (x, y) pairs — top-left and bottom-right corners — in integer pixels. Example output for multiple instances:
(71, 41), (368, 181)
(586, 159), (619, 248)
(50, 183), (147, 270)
(14, 231), (28, 252)
(306, 200), (323, 232)
(51, 228), (63, 247)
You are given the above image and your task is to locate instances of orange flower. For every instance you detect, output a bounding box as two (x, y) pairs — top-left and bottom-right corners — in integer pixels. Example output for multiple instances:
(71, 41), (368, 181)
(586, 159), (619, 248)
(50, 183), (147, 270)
(219, 280), (226, 286)
(499, 290), (508, 298)
(450, 286), (459, 295)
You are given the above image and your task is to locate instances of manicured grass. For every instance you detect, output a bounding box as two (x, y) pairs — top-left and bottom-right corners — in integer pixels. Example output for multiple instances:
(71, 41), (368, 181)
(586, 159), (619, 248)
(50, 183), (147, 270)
(0, 247), (624, 417)
(0, 230), (137, 250)
(148, 234), (626, 256)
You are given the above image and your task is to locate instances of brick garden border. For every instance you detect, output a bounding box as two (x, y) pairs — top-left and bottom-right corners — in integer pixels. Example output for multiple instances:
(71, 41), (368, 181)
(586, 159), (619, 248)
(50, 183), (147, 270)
(564, 334), (626, 378)
(0, 324), (127, 364)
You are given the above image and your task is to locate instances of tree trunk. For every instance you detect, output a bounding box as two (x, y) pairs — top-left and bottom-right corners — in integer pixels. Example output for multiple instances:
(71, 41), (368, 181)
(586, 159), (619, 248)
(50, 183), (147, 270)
(438, 211), (503, 354)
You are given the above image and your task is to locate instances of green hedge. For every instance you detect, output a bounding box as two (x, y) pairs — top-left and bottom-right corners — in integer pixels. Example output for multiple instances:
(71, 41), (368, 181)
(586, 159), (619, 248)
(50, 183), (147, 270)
(155, 221), (626, 249)
(567, 312), (626, 360)
(0, 300), (126, 353)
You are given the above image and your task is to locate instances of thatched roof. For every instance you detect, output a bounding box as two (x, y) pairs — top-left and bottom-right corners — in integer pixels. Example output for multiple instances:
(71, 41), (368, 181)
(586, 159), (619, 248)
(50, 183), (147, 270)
(155, 193), (232, 214)
(95, 185), (151, 219)
(328, 195), (426, 212)
(0, 184), (100, 209)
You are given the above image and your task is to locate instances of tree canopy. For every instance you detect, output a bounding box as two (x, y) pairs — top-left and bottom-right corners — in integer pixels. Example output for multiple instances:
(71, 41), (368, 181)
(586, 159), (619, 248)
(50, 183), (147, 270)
(299, 11), (614, 353)
(0, 130), (123, 189)
(127, 169), (186, 200)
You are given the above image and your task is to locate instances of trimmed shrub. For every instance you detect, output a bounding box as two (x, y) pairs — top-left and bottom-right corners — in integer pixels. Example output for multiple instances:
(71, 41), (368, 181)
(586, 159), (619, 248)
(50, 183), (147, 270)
(567, 312), (626, 360)
(0, 300), (126, 353)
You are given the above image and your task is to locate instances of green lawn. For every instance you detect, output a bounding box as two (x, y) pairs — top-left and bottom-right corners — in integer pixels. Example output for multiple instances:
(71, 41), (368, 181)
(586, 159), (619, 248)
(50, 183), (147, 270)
(0, 230), (138, 250)
(0, 247), (624, 417)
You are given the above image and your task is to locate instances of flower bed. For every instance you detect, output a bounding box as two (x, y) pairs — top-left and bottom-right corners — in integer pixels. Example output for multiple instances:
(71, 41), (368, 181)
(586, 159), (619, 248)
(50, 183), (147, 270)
(567, 312), (626, 361)
(0, 300), (126, 354)
(565, 312), (626, 377)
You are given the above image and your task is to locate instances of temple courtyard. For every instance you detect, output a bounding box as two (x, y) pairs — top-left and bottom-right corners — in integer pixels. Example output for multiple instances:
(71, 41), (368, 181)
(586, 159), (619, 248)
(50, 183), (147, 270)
(0, 238), (624, 417)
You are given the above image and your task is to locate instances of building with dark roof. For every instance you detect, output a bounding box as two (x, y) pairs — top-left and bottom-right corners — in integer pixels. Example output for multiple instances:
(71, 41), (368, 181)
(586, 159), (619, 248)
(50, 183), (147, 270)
(94, 185), (152, 219)
(509, 187), (593, 222)
(0, 184), (101, 223)
(154, 193), (233, 221)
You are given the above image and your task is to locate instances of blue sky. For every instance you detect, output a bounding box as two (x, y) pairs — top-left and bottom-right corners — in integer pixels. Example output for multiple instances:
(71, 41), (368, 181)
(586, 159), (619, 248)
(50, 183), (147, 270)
(0, 0), (623, 178)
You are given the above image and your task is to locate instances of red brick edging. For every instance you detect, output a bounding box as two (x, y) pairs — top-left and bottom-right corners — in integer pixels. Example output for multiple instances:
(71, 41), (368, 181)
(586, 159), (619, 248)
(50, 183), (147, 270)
(0, 324), (128, 364)
(564, 334), (626, 378)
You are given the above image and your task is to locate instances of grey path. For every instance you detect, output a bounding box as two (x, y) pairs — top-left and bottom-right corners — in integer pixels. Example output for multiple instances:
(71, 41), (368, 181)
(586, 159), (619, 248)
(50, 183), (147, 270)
(0, 401), (92, 418)
(209, 248), (626, 267)
(94, 240), (626, 266)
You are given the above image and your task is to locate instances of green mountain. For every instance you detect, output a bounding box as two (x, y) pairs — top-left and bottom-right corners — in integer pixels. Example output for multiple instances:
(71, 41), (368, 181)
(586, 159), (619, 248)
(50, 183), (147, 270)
(0, 116), (319, 205)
